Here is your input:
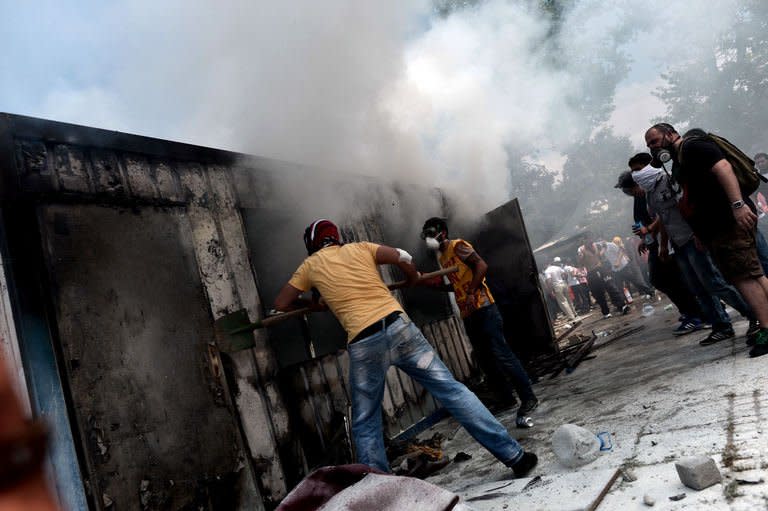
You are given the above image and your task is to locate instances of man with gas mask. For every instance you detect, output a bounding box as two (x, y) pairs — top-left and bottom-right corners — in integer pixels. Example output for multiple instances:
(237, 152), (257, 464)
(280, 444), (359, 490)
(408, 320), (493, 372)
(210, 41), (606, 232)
(645, 123), (768, 356)
(419, 217), (540, 423)
(618, 153), (758, 345)
(274, 219), (538, 476)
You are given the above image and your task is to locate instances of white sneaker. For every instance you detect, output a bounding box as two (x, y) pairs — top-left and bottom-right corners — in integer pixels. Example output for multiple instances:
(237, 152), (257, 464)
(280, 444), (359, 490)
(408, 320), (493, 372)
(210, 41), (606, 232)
(603, 313), (612, 319)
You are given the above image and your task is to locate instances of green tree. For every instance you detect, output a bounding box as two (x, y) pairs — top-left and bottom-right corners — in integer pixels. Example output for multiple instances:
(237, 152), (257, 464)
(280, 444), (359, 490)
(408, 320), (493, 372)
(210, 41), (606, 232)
(656, 0), (768, 154)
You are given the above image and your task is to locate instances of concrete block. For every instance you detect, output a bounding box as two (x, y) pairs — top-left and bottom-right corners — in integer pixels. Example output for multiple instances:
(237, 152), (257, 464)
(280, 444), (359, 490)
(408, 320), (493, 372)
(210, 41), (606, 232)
(675, 456), (722, 490)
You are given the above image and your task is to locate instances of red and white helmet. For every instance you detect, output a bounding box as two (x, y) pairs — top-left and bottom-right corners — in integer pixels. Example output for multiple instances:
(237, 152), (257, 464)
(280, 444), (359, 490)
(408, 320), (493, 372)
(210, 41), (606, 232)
(303, 219), (341, 255)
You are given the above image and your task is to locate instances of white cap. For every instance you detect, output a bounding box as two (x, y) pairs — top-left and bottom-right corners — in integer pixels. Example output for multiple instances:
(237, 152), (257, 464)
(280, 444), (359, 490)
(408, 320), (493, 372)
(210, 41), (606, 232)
(554, 256), (562, 263)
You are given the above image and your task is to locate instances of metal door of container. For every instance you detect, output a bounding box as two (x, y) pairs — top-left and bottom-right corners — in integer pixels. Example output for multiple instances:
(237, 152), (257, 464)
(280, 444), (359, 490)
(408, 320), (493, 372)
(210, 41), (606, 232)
(38, 204), (260, 510)
(471, 199), (556, 362)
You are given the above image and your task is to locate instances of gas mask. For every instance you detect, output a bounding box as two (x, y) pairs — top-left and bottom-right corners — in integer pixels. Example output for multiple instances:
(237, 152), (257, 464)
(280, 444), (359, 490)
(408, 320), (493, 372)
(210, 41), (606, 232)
(650, 148), (672, 169)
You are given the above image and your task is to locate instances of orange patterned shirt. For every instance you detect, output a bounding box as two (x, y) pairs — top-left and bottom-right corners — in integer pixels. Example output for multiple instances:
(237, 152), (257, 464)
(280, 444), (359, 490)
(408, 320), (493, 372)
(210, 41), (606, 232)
(438, 239), (494, 318)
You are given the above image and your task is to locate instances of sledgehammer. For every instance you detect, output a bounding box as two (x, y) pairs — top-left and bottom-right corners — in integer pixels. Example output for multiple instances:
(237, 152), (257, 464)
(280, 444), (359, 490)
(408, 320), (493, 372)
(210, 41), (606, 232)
(213, 266), (458, 353)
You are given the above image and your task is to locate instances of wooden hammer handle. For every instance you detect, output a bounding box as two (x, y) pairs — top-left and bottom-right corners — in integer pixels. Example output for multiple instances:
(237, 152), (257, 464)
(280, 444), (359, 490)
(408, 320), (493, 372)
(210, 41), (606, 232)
(388, 266), (457, 290)
(261, 266), (458, 327)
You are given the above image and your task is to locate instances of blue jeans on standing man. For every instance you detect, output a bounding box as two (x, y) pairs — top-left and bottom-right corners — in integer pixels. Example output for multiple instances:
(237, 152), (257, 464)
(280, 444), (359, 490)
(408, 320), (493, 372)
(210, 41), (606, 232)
(673, 239), (755, 330)
(463, 304), (536, 403)
(348, 315), (524, 472)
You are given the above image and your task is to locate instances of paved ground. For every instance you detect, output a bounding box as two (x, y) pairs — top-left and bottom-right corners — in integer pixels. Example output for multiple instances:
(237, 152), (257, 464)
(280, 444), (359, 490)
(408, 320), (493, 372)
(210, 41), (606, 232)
(421, 299), (768, 510)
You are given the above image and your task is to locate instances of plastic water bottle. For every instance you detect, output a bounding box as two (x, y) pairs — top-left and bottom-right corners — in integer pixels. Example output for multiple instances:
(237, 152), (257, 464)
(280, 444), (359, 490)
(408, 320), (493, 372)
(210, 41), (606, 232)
(642, 303), (655, 317)
(633, 221), (654, 245)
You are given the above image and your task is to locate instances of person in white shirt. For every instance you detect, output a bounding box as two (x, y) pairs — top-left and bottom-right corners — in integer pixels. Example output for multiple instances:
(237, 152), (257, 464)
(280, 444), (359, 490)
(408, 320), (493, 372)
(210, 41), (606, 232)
(563, 262), (591, 313)
(544, 257), (577, 321)
(605, 238), (654, 299)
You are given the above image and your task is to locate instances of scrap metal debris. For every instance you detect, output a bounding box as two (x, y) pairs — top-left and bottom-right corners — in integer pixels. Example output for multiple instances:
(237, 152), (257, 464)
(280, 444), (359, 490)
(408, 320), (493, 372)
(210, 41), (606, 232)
(522, 475), (544, 491)
(389, 433), (452, 479)
(735, 477), (764, 485)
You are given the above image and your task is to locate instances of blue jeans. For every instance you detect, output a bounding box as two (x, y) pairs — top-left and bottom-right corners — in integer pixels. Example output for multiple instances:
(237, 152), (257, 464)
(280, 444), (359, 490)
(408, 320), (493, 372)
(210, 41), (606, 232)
(674, 239), (754, 329)
(463, 304), (536, 402)
(348, 315), (524, 472)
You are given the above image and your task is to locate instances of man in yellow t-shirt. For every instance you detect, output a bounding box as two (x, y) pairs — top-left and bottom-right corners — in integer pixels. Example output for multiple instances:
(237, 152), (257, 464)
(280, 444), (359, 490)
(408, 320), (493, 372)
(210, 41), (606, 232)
(274, 219), (537, 477)
(420, 217), (539, 419)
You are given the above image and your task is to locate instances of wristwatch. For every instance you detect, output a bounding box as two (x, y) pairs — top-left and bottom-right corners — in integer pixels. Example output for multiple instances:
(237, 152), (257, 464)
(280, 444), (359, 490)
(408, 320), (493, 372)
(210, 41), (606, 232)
(732, 200), (745, 209)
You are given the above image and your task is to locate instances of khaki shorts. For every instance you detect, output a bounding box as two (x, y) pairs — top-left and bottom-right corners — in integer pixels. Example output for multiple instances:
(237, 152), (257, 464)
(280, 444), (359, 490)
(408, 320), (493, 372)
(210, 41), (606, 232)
(707, 227), (764, 283)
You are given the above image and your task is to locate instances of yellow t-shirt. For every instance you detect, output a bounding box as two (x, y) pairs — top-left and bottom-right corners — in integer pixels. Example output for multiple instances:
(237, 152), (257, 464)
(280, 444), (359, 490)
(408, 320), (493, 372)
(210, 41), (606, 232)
(438, 239), (494, 318)
(289, 242), (404, 342)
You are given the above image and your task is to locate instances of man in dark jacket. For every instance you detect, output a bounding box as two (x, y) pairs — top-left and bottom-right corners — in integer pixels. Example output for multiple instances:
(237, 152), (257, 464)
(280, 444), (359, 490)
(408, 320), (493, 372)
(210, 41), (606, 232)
(645, 123), (768, 357)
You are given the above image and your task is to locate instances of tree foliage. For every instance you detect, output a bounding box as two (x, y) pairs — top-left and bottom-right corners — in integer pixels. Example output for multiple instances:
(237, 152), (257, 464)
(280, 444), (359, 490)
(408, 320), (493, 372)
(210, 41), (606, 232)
(656, 0), (768, 154)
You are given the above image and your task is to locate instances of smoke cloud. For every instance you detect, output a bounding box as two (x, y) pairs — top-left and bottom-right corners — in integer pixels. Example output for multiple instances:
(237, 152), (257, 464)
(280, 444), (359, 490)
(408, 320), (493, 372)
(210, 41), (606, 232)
(1, 0), (750, 237)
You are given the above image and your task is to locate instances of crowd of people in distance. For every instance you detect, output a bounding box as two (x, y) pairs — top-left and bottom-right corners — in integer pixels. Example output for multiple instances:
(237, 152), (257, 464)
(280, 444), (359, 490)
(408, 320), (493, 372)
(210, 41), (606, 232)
(540, 233), (654, 325)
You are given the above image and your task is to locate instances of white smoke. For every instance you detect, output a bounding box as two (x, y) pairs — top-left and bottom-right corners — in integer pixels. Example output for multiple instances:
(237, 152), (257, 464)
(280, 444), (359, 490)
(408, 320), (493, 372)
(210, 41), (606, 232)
(2, 0), (745, 221)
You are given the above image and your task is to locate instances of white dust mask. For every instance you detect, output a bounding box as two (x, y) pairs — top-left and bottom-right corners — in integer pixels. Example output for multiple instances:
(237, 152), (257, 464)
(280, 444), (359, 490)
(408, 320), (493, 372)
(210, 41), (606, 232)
(425, 237), (440, 251)
(633, 164), (663, 192)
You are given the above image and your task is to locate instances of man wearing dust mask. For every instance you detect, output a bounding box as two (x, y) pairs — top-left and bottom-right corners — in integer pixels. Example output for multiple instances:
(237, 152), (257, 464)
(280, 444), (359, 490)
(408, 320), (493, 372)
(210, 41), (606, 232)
(419, 217), (540, 425)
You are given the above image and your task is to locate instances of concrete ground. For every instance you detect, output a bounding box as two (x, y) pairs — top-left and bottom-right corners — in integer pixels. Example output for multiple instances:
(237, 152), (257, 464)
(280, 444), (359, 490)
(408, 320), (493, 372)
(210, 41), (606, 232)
(421, 298), (768, 510)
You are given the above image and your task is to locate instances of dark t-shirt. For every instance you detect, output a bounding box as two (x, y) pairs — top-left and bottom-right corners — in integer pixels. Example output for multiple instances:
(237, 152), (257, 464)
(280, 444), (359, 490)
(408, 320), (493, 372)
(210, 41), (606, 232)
(674, 138), (745, 241)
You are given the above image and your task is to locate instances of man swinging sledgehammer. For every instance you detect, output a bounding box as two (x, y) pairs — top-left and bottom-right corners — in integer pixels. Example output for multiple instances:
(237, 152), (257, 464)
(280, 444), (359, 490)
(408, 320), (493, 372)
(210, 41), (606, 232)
(274, 219), (537, 477)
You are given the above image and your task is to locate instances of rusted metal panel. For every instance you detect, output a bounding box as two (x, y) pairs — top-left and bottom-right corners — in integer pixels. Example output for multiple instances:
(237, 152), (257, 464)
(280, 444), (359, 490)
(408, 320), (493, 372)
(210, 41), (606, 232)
(53, 144), (92, 194)
(180, 163), (287, 505)
(152, 161), (183, 202)
(89, 148), (127, 196)
(320, 353), (350, 412)
(0, 115), (289, 509)
(39, 204), (257, 510)
(15, 139), (55, 192)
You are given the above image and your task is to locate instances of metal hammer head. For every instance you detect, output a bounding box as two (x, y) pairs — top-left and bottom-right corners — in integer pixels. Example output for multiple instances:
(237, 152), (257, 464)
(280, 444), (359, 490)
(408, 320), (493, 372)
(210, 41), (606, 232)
(213, 309), (256, 353)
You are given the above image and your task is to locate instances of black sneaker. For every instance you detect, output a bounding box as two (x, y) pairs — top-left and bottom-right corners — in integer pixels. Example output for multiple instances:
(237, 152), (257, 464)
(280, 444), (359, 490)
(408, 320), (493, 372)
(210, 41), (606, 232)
(747, 320), (760, 340)
(621, 304), (630, 315)
(699, 327), (735, 346)
(673, 318), (703, 336)
(509, 452), (538, 478)
(517, 397), (539, 417)
(749, 329), (768, 358)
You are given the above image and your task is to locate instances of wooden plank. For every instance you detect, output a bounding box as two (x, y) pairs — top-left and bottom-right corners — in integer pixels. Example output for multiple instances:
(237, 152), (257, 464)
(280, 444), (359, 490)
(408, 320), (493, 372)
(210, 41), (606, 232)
(321, 354), (350, 414)
(438, 321), (462, 377)
(446, 319), (472, 380)
(452, 316), (476, 375)
(307, 361), (333, 428)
